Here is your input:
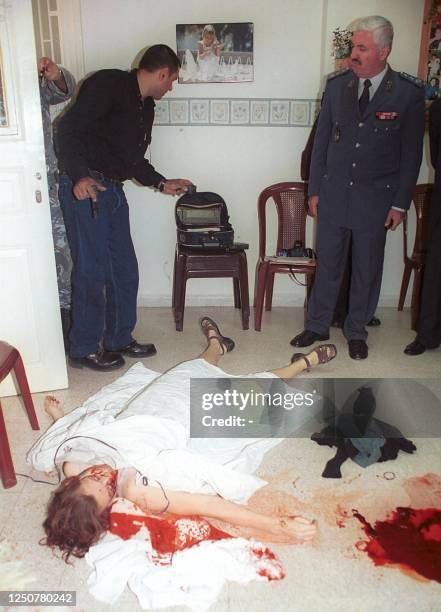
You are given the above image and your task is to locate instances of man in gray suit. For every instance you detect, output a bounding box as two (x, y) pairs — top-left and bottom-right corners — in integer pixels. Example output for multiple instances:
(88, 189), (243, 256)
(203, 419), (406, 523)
(291, 15), (425, 359)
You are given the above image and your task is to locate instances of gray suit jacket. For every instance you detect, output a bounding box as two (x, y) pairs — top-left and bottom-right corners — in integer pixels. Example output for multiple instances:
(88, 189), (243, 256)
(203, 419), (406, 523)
(308, 67), (425, 229)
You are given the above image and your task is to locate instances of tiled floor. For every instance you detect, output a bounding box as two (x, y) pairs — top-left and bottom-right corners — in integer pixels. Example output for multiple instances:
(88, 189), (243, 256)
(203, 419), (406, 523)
(1, 306), (440, 611)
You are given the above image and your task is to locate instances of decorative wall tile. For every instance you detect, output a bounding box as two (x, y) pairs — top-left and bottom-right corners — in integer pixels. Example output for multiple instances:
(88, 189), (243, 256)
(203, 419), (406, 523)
(210, 100), (230, 124)
(155, 98), (319, 127)
(170, 99), (189, 124)
(154, 100), (169, 124)
(270, 100), (289, 125)
(190, 99), (209, 123)
(250, 100), (269, 124)
(290, 101), (310, 126)
(230, 100), (250, 124)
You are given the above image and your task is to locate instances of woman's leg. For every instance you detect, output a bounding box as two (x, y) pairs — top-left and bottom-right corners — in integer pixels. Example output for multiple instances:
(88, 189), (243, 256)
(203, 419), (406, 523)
(199, 328), (225, 366)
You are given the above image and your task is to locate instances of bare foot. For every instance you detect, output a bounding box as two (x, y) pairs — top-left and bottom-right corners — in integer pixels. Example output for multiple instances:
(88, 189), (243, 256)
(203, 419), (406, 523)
(44, 395), (64, 421)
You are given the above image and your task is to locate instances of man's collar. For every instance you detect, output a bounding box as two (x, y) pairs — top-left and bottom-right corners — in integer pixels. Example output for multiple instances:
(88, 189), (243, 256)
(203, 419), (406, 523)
(130, 68), (154, 106)
(360, 63), (389, 88)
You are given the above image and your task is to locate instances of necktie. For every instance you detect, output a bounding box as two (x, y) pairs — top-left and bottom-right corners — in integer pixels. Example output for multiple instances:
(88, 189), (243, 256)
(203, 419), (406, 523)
(359, 79), (372, 115)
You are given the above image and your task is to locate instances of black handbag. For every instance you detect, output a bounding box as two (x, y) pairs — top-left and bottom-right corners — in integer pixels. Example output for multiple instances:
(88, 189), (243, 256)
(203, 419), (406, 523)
(175, 190), (235, 249)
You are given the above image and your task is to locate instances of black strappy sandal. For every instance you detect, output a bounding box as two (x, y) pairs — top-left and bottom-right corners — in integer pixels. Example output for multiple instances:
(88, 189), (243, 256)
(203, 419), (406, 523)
(199, 316), (235, 354)
(291, 343), (337, 371)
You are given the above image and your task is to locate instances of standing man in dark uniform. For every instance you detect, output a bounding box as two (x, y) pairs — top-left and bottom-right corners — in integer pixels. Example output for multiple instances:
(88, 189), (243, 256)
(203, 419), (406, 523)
(57, 45), (193, 371)
(404, 97), (441, 355)
(291, 15), (425, 359)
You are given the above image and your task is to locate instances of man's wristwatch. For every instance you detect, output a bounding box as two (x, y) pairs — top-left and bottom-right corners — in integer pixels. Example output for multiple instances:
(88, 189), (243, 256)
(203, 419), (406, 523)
(155, 179), (166, 193)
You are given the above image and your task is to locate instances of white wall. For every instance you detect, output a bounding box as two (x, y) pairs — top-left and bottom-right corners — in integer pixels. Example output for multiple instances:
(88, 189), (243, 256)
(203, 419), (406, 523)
(79, 0), (428, 307)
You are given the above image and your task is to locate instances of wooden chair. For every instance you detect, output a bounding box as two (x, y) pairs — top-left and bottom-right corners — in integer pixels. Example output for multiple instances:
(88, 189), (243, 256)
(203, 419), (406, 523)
(254, 182), (316, 331)
(0, 341), (39, 488)
(398, 183), (434, 330)
(172, 244), (250, 331)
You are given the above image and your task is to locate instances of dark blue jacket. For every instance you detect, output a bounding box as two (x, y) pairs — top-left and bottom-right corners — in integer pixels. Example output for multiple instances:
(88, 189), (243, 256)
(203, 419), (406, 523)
(309, 67), (425, 229)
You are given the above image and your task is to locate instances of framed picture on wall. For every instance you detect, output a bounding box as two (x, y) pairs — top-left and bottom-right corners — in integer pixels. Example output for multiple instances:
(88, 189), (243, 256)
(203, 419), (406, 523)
(176, 22), (254, 84)
(419, 0), (441, 101)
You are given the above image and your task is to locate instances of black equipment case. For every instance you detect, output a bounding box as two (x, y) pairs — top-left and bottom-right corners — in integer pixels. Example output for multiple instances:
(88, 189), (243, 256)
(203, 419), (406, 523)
(175, 190), (235, 249)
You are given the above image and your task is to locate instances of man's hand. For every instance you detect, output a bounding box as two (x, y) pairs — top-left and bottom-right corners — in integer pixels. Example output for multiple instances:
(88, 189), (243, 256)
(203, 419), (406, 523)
(73, 177), (107, 201)
(39, 57), (63, 82)
(308, 195), (319, 217)
(384, 208), (405, 231)
(162, 179), (194, 196)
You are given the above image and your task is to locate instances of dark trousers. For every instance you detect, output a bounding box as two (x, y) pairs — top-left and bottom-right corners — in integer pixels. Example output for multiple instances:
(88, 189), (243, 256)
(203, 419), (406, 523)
(59, 174), (138, 358)
(417, 192), (441, 348)
(306, 216), (387, 341)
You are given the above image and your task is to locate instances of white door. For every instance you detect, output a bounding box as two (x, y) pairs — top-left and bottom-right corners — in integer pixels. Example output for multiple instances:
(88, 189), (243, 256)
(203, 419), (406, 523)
(0, 0), (67, 395)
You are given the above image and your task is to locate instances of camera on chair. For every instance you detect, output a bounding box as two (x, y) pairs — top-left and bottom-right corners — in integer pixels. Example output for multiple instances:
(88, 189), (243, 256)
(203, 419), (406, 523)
(278, 240), (315, 259)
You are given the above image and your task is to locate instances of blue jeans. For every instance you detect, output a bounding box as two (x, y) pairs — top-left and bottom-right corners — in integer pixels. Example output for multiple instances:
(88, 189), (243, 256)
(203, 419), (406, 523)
(59, 173), (138, 357)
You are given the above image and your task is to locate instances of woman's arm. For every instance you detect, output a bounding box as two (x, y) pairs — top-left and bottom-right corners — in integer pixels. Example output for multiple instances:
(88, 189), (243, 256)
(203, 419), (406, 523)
(128, 485), (316, 543)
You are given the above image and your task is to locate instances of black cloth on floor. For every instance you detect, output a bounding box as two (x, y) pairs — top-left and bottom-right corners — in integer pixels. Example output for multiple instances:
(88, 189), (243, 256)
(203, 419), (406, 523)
(311, 387), (417, 478)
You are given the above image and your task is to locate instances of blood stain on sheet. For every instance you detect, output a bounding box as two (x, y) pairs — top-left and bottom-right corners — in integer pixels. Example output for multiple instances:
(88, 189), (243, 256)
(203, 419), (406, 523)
(252, 547), (285, 580)
(110, 512), (230, 554)
(110, 510), (285, 580)
(352, 507), (441, 583)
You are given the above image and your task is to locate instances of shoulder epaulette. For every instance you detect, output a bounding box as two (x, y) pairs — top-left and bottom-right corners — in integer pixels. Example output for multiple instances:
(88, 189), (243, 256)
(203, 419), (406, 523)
(399, 72), (424, 88)
(327, 68), (350, 81)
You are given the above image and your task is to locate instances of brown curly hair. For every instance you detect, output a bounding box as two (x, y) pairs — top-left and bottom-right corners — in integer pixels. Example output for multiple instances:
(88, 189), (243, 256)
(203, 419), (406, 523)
(42, 476), (111, 563)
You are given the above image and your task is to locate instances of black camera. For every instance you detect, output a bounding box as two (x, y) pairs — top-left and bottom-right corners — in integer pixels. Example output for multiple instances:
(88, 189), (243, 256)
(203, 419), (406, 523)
(278, 240), (315, 259)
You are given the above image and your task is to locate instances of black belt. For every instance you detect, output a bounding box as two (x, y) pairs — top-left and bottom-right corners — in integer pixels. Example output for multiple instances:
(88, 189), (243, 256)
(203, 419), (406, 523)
(90, 169), (123, 186)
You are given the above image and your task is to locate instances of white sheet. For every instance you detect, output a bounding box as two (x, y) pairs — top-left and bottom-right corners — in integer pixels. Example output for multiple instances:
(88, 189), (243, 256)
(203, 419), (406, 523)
(27, 360), (281, 503)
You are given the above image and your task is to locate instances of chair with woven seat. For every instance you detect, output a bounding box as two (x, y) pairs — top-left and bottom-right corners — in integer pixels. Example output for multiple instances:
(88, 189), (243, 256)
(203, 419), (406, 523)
(254, 182), (316, 331)
(0, 341), (40, 488)
(397, 183), (434, 330)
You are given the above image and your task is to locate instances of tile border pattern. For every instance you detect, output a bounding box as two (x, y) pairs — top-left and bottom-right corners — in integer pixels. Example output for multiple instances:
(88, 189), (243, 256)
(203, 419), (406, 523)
(155, 98), (320, 127)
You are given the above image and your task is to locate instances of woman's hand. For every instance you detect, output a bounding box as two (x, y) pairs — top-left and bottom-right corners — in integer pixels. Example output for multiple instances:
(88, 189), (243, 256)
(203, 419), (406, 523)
(270, 515), (317, 543)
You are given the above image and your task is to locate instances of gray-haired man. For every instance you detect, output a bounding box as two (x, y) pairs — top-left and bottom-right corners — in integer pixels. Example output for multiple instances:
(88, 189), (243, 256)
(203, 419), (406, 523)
(291, 15), (425, 359)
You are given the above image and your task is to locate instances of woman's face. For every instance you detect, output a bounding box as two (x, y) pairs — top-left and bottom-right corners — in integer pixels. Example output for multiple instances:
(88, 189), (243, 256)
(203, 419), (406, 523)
(78, 464), (117, 511)
(203, 31), (215, 44)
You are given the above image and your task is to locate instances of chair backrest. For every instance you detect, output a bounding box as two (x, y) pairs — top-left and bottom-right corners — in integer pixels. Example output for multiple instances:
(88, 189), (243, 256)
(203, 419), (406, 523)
(403, 183), (434, 261)
(257, 182), (309, 258)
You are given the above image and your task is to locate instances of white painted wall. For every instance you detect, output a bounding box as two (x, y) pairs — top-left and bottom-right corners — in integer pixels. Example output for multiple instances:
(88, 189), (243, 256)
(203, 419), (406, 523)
(79, 0), (428, 307)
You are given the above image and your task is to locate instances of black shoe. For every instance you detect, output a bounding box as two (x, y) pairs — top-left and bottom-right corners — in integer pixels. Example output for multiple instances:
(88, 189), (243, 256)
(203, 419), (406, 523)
(367, 316), (381, 327)
(113, 340), (157, 358)
(60, 308), (71, 352)
(348, 339), (368, 360)
(404, 339), (426, 356)
(290, 330), (330, 347)
(70, 349), (125, 371)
